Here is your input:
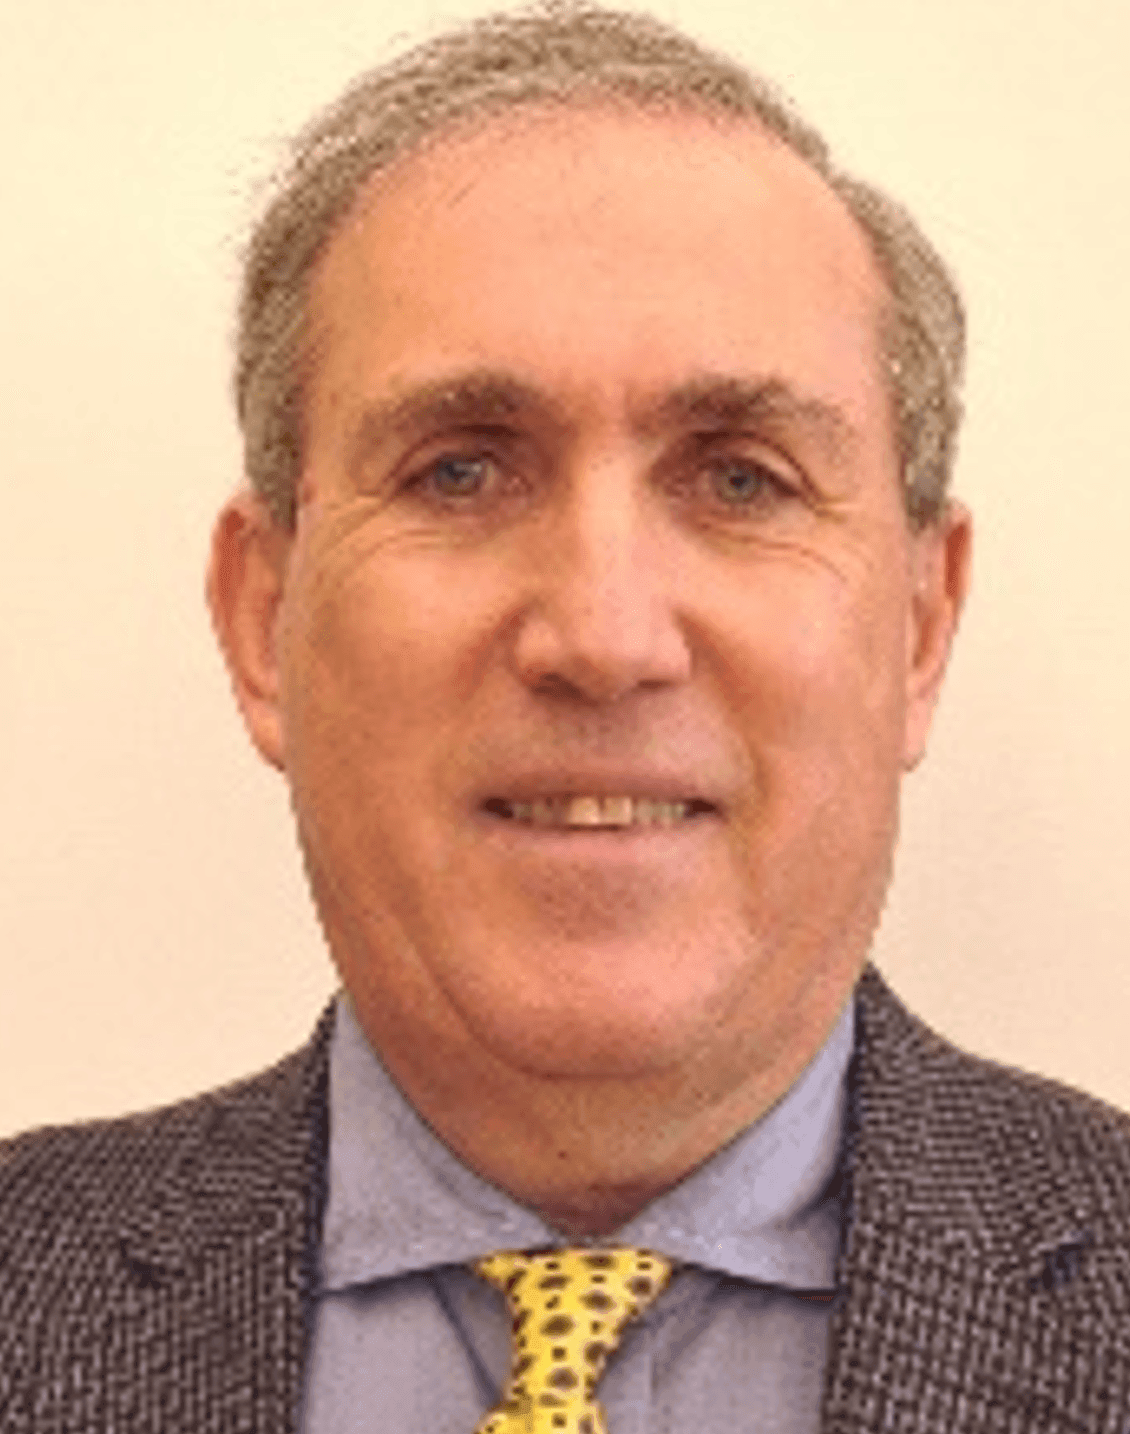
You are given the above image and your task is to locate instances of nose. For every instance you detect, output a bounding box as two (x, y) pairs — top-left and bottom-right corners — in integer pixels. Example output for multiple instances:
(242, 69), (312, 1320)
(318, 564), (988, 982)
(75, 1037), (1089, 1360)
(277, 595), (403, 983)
(511, 464), (693, 704)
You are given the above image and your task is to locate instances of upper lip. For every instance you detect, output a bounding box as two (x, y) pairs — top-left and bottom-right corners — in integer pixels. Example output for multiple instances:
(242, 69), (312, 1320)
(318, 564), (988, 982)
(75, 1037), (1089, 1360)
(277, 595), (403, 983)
(478, 767), (723, 811)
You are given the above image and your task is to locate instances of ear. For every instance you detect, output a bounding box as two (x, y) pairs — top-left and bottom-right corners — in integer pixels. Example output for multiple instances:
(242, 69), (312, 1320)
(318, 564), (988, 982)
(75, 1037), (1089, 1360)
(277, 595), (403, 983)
(206, 491), (293, 771)
(903, 500), (973, 770)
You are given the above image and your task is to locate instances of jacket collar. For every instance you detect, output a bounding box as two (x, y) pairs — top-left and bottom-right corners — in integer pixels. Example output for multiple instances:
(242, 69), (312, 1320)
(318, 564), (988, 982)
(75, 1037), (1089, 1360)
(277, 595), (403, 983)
(117, 972), (1129, 1432)
(117, 1002), (335, 1279)
(823, 966), (1124, 1432)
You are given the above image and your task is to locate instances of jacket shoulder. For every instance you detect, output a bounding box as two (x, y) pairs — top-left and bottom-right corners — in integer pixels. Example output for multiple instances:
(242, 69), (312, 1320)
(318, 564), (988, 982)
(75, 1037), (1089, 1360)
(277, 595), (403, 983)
(825, 974), (1130, 1432)
(853, 966), (1130, 1254)
(0, 1009), (335, 1431)
(0, 1002), (335, 1273)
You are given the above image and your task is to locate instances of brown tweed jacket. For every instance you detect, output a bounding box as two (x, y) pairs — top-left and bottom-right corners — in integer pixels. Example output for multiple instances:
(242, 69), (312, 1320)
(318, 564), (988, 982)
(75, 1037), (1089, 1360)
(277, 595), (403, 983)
(2, 966), (1129, 1432)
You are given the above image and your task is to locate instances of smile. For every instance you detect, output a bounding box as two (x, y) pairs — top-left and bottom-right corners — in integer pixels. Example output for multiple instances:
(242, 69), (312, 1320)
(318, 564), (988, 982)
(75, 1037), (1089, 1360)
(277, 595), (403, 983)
(484, 796), (716, 828)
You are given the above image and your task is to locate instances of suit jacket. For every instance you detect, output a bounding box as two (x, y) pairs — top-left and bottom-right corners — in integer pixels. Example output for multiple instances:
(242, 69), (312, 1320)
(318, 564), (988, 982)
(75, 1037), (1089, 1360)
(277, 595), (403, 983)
(2, 967), (1129, 1433)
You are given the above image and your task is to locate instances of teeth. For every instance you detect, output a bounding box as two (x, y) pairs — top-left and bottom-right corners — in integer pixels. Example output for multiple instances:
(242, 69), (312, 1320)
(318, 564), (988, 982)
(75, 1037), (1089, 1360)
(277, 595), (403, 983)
(566, 796), (604, 826)
(601, 796), (634, 826)
(503, 796), (694, 827)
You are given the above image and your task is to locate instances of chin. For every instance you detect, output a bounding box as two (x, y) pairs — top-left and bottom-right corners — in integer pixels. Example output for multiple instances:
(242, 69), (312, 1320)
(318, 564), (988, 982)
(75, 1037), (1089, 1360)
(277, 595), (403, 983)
(443, 927), (758, 1081)
(481, 1017), (701, 1081)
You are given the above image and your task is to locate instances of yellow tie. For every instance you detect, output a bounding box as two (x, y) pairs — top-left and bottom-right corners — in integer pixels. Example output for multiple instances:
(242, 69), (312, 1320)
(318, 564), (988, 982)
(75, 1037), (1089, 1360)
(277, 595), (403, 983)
(472, 1247), (675, 1433)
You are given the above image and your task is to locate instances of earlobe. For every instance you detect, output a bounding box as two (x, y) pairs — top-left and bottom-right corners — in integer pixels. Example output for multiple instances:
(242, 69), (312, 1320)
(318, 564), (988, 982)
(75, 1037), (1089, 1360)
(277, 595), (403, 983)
(206, 492), (293, 771)
(903, 501), (973, 770)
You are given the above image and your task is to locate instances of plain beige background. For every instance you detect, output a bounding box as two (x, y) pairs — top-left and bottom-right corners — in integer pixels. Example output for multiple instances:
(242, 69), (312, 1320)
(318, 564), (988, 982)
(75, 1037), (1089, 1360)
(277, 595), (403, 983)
(2, 0), (1128, 1137)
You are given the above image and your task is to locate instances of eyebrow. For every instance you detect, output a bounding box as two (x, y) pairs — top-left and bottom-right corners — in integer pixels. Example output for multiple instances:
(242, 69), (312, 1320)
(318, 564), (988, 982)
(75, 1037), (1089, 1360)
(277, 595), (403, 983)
(634, 374), (860, 462)
(347, 367), (860, 469)
(347, 373), (557, 471)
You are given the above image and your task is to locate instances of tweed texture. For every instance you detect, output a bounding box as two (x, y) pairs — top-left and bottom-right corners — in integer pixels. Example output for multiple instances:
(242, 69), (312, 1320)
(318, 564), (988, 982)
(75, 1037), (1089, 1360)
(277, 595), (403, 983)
(2, 971), (1129, 1432)
(0, 1005), (332, 1434)
(826, 969), (1130, 1432)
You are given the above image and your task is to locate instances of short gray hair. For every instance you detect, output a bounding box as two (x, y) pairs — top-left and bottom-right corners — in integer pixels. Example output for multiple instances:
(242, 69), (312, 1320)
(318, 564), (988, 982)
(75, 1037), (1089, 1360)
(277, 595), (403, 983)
(236, 1), (964, 531)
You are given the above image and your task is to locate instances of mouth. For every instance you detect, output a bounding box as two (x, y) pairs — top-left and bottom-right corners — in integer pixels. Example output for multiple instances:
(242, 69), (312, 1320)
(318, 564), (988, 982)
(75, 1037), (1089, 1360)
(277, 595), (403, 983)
(482, 795), (717, 829)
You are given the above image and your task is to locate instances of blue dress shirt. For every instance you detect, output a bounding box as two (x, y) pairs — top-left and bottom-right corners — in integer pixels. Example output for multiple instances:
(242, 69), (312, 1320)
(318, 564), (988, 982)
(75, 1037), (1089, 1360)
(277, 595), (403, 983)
(302, 993), (852, 1432)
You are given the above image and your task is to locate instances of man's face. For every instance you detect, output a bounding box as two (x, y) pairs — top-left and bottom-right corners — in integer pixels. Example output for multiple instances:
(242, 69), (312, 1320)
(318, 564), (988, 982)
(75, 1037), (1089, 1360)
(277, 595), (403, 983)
(238, 108), (965, 1098)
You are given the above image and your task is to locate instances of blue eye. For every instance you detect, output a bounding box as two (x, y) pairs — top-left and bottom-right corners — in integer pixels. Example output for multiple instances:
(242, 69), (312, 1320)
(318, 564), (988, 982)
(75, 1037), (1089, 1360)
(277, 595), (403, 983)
(708, 461), (787, 505)
(426, 455), (491, 497)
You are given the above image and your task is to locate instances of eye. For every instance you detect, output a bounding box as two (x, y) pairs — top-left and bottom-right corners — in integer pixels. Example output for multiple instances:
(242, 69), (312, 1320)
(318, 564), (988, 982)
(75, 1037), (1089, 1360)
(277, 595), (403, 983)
(418, 453), (494, 499)
(397, 436), (536, 517)
(705, 458), (796, 508)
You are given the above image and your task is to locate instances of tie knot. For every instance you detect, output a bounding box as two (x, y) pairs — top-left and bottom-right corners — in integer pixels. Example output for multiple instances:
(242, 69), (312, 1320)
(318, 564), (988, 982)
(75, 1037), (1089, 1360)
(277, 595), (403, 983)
(473, 1247), (674, 1433)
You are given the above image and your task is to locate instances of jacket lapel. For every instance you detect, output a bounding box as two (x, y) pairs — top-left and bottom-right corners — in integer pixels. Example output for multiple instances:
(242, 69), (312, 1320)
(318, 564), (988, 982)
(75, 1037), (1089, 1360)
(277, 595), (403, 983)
(114, 979), (1130, 1433)
(115, 1003), (334, 1433)
(822, 967), (1130, 1433)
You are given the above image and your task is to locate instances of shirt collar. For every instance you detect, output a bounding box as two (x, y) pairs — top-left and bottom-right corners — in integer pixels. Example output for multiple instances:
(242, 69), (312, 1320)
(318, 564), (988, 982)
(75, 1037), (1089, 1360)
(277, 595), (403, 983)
(320, 992), (851, 1293)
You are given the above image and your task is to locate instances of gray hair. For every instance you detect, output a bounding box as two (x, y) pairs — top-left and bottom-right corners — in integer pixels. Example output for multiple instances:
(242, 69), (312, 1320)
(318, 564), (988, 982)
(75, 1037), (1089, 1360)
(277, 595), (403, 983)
(236, 1), (964, 530)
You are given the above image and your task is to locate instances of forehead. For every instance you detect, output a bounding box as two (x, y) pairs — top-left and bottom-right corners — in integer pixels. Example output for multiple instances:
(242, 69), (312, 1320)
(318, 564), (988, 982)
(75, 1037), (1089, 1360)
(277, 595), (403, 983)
(307, 105), (890, 439)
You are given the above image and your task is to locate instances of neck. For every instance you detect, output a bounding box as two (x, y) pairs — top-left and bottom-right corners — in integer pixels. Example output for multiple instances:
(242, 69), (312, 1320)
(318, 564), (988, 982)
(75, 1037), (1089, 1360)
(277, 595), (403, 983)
(345, 980), (851, 1239)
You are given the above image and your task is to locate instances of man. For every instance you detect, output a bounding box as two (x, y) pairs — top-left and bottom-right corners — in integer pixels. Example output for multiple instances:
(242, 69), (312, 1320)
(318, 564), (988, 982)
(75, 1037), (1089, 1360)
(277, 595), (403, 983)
(2, 3), (1128, 1431)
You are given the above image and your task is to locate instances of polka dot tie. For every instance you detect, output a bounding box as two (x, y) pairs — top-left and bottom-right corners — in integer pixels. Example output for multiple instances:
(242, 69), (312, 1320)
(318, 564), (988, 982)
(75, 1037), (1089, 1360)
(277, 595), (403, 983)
(472, 1247), (675, 1433)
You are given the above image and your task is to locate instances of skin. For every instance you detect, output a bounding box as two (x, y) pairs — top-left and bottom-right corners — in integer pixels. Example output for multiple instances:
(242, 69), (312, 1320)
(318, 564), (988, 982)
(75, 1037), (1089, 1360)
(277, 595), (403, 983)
(209, 106), (971, 1236)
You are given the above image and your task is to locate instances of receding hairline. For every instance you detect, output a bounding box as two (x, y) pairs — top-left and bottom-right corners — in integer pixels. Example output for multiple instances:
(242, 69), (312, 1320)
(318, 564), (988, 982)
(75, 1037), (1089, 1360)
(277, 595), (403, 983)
(302, 94), (899, 411)
(235, 4), (964, 531)
(316, 89), (882, 265)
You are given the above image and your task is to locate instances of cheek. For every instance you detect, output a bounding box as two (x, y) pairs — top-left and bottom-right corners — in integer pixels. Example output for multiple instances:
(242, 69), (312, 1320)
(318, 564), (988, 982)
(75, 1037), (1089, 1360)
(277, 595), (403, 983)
(713, 556), (911, 862)
(727, 557), (907, 731)
(277, 532), (507, 849)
